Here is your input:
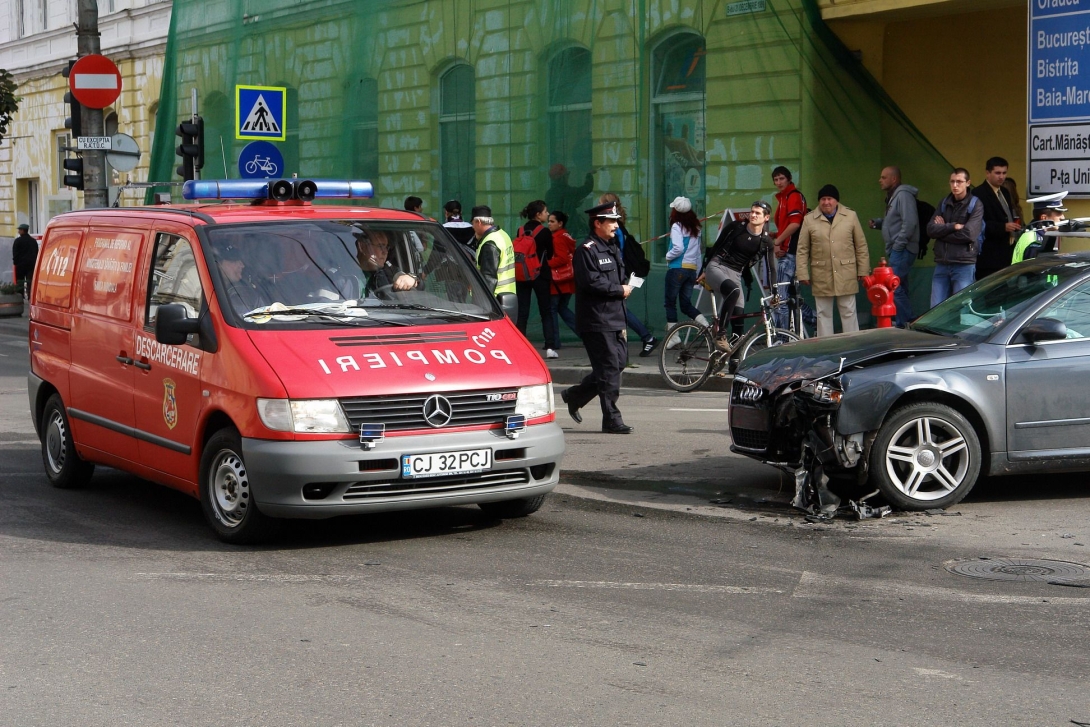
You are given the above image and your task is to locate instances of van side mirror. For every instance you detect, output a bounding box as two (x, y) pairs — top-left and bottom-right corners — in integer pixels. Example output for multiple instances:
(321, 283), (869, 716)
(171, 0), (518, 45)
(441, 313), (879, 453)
(497, 292), (518, 320)
(155, 303), (201, 346)
(1022, 317), (1068, 344)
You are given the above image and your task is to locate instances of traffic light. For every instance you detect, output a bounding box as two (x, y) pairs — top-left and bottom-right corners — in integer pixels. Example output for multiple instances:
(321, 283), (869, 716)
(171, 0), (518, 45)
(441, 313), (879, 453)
(175, 116), (204, 181)
(63, 156), (84, 190)
(62, 61), (81, 138)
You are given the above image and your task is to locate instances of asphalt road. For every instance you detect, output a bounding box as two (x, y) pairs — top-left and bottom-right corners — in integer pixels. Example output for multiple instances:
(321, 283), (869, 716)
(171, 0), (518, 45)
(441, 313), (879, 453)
(2, 317), (1090, 726)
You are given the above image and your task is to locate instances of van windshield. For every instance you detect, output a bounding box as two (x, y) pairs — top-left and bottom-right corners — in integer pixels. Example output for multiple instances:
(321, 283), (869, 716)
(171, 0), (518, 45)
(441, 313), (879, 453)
(204, 220), (496, 327)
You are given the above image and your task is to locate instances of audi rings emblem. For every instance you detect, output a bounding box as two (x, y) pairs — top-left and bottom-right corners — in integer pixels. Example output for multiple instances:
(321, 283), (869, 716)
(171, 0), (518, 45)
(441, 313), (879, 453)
(422, 394), (454, 427)
(737, 383), (764, 403)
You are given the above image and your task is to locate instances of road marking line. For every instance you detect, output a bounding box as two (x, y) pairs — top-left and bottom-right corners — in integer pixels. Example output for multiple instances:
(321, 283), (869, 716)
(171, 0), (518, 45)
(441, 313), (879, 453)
(530, 579), (781, 594)
(135, 572), (363, 583)
(667, 408), (730, 412)
(792, 571), (1090, 605)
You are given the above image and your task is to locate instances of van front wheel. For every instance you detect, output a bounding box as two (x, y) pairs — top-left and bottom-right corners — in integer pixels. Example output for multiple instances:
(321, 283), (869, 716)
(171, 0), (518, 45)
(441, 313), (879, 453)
(200, 428), (278, 544)
(41, 394), (95, 489)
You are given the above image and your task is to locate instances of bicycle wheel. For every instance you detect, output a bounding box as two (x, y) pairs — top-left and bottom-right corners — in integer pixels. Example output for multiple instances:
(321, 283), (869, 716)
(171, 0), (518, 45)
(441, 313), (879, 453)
(659, 322), (716, 392)
(738, 327), (801, 362)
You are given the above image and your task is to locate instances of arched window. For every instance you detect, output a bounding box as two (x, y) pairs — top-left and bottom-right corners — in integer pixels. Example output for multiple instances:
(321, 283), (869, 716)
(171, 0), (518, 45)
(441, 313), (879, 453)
(546, 46), (593, 239)
(347, 76), (379, 180)
(439, 63), (475, 207)
(651, 32), (706, 259)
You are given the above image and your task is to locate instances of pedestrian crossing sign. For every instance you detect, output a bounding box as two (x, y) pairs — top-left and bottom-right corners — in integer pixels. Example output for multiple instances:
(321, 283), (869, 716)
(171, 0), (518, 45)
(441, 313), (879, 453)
(235, 85), (287, 141)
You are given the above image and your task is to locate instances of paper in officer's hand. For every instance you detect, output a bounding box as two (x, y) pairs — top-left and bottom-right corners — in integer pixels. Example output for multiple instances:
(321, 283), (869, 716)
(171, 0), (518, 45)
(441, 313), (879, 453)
(628, 275), (645, 289)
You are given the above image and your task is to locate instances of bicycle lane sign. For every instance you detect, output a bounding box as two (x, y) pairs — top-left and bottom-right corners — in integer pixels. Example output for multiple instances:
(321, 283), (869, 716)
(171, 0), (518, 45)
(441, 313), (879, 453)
(238, 141), (285, 179)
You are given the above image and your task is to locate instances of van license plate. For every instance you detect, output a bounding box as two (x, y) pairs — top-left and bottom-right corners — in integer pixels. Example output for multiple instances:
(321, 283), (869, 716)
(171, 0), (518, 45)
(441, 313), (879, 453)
(402, 448), (492, 479)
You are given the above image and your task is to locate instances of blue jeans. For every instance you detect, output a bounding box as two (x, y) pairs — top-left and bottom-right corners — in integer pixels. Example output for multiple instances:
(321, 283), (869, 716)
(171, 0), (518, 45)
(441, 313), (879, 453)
(551, 293), (579, 344)
(664, 267), (700, 323)
(930, 263), (975, 309)
(626, 308), (652, 342)
(888, 248), (915, 327)
(771, 254), (816, 330)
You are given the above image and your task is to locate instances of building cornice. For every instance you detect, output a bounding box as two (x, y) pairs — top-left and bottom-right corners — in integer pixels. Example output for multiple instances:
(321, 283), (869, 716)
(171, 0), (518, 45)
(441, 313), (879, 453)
(0, 2), (171, 81)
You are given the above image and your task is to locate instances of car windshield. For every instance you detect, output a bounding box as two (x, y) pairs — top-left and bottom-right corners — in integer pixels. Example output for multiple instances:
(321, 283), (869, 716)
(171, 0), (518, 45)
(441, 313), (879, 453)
(911, 259), (1090, 343)
(204, 220), (493, 328)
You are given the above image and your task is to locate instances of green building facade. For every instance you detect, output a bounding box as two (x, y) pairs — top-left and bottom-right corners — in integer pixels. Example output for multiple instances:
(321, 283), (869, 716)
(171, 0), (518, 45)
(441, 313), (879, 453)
(150, 0), (950, 337)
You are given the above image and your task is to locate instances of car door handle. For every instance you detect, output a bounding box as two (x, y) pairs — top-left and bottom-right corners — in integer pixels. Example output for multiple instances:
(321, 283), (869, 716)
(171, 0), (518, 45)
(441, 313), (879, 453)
(116, 355), (133, 365)
(134, 360), (152, 371)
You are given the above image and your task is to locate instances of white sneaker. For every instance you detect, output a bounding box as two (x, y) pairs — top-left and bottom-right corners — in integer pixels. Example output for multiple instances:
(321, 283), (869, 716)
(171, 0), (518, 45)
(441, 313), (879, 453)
(665, 324), (681, 350)
(545, 349), (559, 359)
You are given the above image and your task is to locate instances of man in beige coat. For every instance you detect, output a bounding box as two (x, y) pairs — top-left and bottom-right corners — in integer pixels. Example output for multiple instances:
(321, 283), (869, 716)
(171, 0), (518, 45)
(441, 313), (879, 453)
(797, 184), (871, 337)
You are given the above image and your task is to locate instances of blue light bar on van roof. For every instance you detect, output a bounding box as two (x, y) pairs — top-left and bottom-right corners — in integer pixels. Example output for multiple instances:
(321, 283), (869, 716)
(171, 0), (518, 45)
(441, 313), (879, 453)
(181, 179), (375, 201)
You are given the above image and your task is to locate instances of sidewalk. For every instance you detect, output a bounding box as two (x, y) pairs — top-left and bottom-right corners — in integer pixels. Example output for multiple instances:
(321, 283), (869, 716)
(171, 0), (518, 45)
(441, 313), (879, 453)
(542, 339), (731, 392)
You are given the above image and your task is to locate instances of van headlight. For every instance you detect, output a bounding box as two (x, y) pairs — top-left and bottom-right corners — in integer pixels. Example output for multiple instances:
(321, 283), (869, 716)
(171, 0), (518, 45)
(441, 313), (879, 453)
(514, 384), (554, 420)
(257, 398), (351, 433)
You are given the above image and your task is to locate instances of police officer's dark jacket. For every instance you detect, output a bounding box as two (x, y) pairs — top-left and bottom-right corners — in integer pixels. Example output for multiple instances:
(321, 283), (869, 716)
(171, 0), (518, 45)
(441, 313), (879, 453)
(574, 232), (627, 333)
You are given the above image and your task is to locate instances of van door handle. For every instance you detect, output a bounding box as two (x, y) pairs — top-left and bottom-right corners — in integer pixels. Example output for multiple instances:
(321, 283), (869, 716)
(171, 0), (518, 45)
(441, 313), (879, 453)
(116, 355), (133, 365)
(134, 360), (152, 371)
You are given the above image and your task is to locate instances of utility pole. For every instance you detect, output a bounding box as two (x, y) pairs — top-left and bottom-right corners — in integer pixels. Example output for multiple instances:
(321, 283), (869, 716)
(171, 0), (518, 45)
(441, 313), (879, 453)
(76, 0), (107, 208)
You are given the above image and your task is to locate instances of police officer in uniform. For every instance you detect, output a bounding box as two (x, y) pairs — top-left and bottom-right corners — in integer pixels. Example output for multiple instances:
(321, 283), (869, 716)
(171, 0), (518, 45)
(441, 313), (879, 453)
(560, 201), (634, 434)
(470, 205), (517, 298)
(1012, 192), (1067, 264)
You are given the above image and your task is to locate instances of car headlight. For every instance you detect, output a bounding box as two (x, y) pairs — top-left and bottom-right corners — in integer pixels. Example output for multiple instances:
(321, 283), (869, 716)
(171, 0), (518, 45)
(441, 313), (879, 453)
(257, 398), (351, 433)
(515, 384), (554, 420)
(800, 380), (843, 404)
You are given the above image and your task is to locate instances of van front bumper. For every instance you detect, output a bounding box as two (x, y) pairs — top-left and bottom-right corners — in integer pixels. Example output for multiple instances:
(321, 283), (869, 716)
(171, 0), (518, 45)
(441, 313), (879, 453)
(242, 422), (564, 519)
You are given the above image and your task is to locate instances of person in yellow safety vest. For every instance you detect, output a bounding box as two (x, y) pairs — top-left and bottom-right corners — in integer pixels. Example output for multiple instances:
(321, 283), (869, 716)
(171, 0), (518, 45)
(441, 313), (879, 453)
(1012, 194), (1066, 264)
(470, 204), (516, 296)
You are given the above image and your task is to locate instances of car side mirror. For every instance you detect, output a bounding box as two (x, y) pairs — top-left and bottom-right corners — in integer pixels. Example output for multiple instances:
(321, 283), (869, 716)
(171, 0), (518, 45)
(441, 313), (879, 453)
(155, 303), (201, 346)
(497, 292), (518, 320)
(1022, 317), (1067, 344)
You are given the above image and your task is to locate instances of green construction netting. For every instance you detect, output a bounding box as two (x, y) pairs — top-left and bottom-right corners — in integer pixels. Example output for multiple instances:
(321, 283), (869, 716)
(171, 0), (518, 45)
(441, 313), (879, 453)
(149, 0), (951, 339)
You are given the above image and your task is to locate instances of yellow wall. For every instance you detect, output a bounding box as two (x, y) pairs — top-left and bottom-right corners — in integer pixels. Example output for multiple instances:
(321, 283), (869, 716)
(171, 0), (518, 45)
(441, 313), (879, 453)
(830, 5), (1090, 219)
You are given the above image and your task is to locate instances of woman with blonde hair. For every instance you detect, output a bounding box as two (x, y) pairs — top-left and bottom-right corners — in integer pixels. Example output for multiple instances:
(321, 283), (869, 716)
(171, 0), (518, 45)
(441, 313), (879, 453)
(598, 193), (658, 356)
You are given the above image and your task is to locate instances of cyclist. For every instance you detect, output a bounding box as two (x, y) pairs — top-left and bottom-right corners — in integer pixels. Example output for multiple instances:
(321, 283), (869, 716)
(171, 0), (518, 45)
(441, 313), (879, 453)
(698, 200), (777, 351)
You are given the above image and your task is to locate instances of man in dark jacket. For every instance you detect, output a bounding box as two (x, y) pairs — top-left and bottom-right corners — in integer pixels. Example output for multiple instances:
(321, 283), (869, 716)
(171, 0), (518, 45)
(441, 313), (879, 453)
(560, 201), (633, 434)
(871, 166), (919, 327)
(972, 156), (1021, 280)
(927, 168), (984, 307)
(12, 223), (37, 296)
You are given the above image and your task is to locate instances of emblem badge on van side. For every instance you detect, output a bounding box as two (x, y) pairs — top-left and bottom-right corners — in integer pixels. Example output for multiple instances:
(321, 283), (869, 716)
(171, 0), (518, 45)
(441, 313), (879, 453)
(163, 378), (178, 430)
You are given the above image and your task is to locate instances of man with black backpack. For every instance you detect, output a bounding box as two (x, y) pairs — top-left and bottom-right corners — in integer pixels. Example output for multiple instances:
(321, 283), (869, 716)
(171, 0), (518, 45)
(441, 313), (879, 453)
(926, 168), (984, 307)
(870, 166), (922, 327)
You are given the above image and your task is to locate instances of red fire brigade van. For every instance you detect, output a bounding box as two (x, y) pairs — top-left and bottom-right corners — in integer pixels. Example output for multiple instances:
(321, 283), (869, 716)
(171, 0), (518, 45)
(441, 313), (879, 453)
(27, 179), (564, 542)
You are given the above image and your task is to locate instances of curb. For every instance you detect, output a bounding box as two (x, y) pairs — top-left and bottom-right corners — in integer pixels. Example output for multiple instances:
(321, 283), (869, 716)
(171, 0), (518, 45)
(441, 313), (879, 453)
(547, 364), (732, 392)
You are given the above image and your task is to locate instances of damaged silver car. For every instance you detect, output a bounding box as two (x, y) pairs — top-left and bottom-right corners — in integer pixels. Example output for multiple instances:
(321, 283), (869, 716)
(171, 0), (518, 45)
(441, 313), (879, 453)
(729, 254), (1090, 511)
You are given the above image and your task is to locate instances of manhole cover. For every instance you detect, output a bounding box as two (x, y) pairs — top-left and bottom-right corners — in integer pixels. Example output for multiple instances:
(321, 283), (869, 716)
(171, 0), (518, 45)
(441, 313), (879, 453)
(945, 557), (1090, 583)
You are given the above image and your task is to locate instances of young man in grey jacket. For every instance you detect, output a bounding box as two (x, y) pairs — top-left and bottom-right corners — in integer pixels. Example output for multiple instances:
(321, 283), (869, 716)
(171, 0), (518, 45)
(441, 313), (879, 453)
(870, 166), (919, 327)
(926, 168), (984, 307)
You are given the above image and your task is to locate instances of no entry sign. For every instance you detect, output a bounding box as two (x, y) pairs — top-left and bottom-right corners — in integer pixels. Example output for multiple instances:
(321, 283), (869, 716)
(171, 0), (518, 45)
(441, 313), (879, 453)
(69, 55), (122, 109)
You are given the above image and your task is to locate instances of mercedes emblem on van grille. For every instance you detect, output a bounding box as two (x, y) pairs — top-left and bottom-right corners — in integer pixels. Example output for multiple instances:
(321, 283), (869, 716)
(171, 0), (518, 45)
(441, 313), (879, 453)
(422, 394), (453, 427)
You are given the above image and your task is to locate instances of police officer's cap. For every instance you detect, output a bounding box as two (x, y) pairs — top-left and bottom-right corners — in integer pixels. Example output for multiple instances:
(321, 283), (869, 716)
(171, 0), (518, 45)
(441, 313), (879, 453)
(1028, 191), (1067, 212)
(585, 201), (622, 220)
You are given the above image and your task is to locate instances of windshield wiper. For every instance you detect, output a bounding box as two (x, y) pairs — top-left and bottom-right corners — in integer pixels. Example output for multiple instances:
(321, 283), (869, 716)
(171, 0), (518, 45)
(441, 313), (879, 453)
(910, 323), (947, 337)
(362, 303), (492, 320)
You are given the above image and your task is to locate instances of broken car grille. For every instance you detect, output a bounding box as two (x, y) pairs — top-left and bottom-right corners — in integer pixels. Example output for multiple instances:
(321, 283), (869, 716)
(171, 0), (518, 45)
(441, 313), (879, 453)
(340, 389), (518, 431)
(731, 427), (770, 450)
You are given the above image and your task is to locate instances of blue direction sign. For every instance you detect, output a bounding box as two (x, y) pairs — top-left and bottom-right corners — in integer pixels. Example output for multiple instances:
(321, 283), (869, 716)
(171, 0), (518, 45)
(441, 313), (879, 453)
(236, 85), (286, 141)
(1029, 0), (1090, 196)
(238, 141), (284, 179)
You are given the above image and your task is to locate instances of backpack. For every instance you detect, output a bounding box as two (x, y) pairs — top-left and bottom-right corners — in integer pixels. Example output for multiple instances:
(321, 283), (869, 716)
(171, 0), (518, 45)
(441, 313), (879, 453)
(915, 197), (936, 259)
(938, 195), (986, 255)
(513, 225), (542, 282)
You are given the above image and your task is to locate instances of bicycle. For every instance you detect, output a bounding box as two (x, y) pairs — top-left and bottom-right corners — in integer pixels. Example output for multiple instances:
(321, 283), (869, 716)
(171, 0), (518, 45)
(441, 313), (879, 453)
(658, 280), (801, 392)
(244, 155), (279, 176)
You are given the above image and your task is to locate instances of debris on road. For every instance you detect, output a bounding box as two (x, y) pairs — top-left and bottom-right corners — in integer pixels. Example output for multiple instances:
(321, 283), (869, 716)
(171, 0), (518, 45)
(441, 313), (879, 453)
(850, 490), (892, 520)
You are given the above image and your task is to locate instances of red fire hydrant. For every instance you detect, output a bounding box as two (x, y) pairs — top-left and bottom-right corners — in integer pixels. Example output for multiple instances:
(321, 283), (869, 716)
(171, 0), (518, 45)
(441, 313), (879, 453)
(862, 257), (900, 328)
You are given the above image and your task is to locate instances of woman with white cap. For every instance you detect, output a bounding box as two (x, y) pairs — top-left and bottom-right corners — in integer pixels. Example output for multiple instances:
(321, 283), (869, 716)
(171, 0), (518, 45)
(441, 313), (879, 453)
(663, 196), (709, 348)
